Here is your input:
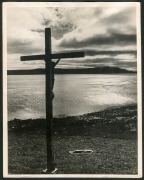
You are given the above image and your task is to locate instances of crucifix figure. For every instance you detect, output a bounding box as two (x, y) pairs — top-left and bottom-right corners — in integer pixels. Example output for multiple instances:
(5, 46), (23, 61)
(21, 28), (85, 173)
(51, 58), (61, 99)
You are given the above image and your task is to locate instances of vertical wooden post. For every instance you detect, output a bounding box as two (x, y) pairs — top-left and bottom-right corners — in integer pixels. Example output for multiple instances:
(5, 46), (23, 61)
(20, 27), (84, 173)
(45, 28), (55, 172)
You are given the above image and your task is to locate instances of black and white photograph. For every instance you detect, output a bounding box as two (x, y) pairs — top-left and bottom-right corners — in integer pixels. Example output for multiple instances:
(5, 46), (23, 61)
(3, 2), (142, 178)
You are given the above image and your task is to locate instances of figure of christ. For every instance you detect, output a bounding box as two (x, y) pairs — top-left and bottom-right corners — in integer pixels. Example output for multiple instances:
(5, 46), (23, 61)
(51, 58), (61, 99)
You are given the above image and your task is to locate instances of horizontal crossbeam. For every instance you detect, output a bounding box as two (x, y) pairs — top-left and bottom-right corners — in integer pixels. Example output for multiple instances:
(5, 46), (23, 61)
(53, 51), (85, 59)
(21, 51), (85, 61)
(21, 54), (44, 61)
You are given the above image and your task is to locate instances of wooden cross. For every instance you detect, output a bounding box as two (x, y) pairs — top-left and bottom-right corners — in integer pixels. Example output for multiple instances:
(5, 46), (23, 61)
(20, 28), (85, 173)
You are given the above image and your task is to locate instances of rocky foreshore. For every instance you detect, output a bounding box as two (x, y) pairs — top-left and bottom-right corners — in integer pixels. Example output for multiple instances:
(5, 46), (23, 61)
(8, 104), (137, 136)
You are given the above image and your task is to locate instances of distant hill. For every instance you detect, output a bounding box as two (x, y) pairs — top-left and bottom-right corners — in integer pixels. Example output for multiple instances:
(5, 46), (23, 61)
(7, 66), (136, 75)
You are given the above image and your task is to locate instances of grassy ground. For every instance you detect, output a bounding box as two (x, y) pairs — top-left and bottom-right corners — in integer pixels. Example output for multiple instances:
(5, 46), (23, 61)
(8, 105), (137, 174)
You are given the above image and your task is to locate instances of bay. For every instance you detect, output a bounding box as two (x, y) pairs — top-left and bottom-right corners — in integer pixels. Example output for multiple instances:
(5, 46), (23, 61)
(7, 74), (137, 120)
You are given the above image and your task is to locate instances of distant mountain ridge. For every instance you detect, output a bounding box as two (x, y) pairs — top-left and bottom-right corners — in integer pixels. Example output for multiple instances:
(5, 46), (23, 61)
(7, 66), (136, 75)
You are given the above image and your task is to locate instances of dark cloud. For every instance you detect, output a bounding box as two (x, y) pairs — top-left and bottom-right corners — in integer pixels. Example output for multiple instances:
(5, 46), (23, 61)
(41, 17), (51, 26)
(39, 11), (77, 39)
(60, 57), (136, 65)
(59, 32), (136, 48)
(51, 22), (77, 39)
(54, 8), (63, 19)
(59, 58), (116, 66)
(32, 22), (76, 40)
(86, 50), (137, 57)
(31, 29), (44, 34)
(8, 39), (44, 54)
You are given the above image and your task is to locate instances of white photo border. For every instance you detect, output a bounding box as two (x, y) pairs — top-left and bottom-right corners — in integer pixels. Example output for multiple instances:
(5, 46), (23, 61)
(2, 1), (142, 178)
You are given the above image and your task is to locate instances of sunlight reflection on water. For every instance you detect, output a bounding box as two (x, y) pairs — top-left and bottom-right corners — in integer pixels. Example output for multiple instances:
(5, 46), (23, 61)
(8, 74), (137, 120)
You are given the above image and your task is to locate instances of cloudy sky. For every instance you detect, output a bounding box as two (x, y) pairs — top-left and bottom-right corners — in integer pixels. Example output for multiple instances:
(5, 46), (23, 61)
(5, 2), (139, 70)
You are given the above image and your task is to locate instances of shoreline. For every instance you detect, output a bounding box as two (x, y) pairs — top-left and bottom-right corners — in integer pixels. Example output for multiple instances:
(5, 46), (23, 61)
(8, 104), (137, 133)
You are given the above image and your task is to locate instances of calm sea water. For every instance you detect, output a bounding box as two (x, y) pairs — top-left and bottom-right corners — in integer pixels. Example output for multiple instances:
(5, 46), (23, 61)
(8, 74), (137, 120)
